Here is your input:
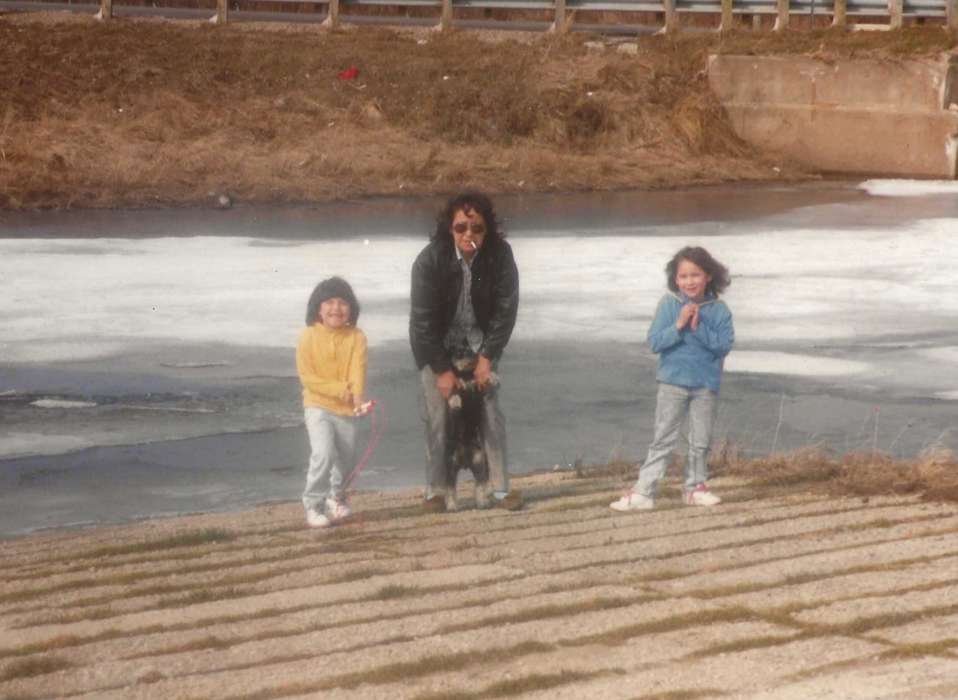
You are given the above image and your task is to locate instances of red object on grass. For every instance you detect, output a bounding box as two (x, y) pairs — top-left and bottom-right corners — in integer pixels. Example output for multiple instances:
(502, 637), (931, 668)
(338, 67), (359, 80)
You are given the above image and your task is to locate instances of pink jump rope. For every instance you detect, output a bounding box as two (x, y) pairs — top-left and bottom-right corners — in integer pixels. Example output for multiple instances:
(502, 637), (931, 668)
(342, 399), (386, 493)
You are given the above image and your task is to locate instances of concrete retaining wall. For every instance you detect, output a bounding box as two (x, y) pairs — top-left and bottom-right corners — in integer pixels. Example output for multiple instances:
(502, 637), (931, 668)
(708, 54), (958, 178)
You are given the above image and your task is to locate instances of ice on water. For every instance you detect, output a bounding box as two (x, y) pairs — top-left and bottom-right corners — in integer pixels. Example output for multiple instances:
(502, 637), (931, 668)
(2, 223), (955, 381)
(860, 179), (958, 198)
(1, 181), (957, 400)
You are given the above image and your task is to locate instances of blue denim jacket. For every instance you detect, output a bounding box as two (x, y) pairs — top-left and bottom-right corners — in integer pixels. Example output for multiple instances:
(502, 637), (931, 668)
(647, 292), (734, 393)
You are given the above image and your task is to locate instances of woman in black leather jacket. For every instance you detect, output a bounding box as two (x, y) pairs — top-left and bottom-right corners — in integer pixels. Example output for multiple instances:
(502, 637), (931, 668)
(408, 191), (521, 512)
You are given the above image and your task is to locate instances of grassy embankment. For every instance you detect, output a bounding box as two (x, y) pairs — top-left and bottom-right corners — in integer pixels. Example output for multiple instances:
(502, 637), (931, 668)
(2, 12), (958, 209)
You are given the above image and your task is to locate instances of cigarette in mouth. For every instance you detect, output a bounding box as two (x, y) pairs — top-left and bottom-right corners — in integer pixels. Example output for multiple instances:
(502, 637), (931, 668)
(469, 241), (477, 250)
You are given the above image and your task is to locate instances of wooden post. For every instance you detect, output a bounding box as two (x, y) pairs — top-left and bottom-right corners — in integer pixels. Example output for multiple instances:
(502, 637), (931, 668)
(947, 0), (957, 30)
(831, 0), (846, 27)
(216, 0), (228, 24)
(662, 0), (678, 33)
(719, 0), (733, 31)
(97, 0), (112, 21)
(322, 0), (340, 29)
(439, 0), (453, 30)
(550, 0), (567, 33)
(889, 0), (903, 27)
(773, 0), (789, 30)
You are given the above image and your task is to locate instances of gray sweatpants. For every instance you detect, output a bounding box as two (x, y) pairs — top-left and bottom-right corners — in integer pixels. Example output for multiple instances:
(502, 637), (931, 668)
(634, 382), (718, 497)
(420, 365), (509, 498)
(303, 407), (358, 513)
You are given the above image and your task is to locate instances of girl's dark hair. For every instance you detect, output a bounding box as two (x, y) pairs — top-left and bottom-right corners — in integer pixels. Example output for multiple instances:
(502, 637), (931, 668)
(432, 191), (504, 246)
(305, 276), (361, 326)
(666, 246), (731, 297)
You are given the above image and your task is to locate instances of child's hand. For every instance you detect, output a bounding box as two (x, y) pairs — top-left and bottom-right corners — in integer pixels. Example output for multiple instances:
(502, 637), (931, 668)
(353, 400), (375, 416)
(677, 303), (699, 330)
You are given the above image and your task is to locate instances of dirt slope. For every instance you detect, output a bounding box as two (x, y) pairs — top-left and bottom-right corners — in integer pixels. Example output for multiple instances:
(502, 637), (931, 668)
(0, 13), (768, 209)
(1, 469), (957, 699)
(4, 13), (957, 209)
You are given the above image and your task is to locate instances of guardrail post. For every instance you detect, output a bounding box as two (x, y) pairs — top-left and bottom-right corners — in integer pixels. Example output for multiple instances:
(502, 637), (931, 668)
(831, 0), (846, 26)
(662, 0), (679, 32)
(550, 0), (568, 32)
(889, 0), (903, 27)
(439, 0), (453, 30)
(216, 0), (228, 23)
(96, 0), (112, 20)
(322, 0), (340, 29)
(719, 0), (733, 31)
(773, 0), (789, 29)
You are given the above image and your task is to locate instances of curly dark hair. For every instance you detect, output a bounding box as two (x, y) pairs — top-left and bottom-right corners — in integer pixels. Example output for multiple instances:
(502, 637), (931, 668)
(432, 191), (504, 246)
(304, 276), (361, 326)
(666, 246), (731, 297)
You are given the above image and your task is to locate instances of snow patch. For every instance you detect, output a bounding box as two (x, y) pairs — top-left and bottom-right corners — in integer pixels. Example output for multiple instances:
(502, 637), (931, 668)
(31, 399), (97, 409)
(860, 179), (958, 197)
(726, 351), (870, 377)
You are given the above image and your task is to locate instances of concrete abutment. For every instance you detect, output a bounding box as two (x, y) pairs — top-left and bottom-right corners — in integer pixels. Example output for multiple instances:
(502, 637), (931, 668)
(708, 53), (958, 178)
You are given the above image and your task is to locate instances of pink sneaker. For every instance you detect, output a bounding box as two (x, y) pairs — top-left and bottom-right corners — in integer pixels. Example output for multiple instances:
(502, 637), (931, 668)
(684, 484), (721, 506)
(306, 507), (331, 529)
(610, 490), (654, 512)
(325, 497), (352, 523)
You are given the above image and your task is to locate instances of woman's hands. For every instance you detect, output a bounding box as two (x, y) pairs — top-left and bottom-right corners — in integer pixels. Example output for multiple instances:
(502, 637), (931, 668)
(436, 354), (495, 399)
(473, 355), (494, 391)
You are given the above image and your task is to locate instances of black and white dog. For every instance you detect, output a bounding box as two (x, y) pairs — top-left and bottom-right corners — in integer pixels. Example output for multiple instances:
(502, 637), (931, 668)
(445, 355), (493, 509)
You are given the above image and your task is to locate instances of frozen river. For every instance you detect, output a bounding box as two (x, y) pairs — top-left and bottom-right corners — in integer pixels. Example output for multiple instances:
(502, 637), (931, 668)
(2, 180), (957, 536)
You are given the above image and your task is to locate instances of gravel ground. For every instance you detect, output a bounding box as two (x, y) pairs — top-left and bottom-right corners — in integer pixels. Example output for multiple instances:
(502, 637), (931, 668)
(1, 469), (957, 699)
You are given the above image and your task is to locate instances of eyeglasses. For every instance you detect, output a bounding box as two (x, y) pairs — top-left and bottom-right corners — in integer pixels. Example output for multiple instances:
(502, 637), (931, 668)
(452, 222), (486, 236)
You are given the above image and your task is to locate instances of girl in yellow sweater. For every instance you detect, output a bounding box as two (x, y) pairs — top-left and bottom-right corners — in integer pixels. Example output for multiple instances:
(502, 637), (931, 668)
(296, 277), (368, 528)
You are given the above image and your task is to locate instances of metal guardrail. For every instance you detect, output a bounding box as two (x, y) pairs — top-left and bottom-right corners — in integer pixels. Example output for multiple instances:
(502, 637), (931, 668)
(2, 0), (954, 30)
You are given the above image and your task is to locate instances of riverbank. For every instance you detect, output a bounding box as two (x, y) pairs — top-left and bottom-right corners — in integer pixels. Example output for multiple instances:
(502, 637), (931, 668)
(2, 463), (958, 699)
(3, 11), (958, 210)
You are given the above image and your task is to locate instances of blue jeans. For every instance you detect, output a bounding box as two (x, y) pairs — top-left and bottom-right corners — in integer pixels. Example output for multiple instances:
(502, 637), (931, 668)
(303, 407), (358, 512)
(635, 383), (718, 497)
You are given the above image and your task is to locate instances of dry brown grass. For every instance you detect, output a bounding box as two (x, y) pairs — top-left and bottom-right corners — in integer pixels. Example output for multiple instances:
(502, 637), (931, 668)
(712, 444), (958, 502)
(437, 594), (641, 634)
(232, 640), (557, 698)
(565, 605), (757, 646)
(0, 654), (73, 681)
(81, 528), (238, 558)
(0, 15), (814, 210)
(413, 669), (619, 699)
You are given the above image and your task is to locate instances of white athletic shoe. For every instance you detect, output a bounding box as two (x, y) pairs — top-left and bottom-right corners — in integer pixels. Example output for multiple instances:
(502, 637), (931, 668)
(325, 497), (352, 523)
(445, 491), (459, 512)
(474, 482), (493, 510)
(306, 507), (331, 529)
(610, 490), (655, 512)
(684, 484), (721, 507)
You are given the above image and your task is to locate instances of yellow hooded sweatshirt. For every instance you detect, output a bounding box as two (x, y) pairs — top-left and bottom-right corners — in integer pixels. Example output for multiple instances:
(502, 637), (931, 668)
(296, 323), (368, 417)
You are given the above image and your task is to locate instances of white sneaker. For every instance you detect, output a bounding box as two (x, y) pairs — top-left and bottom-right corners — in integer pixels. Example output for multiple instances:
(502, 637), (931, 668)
(684, 484), (721, 506)
(445, 491), (459, 512)
(610, 490), (654, 512)
(325, 497), (352, 522)
(306, 507), (331, 528)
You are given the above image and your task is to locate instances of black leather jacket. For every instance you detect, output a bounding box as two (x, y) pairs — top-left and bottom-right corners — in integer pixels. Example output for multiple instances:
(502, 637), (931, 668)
(409, 236), (519, 374)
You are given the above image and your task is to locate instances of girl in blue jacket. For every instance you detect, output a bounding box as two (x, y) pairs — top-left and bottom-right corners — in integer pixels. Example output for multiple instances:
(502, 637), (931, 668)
(611, 246), (734, 511)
